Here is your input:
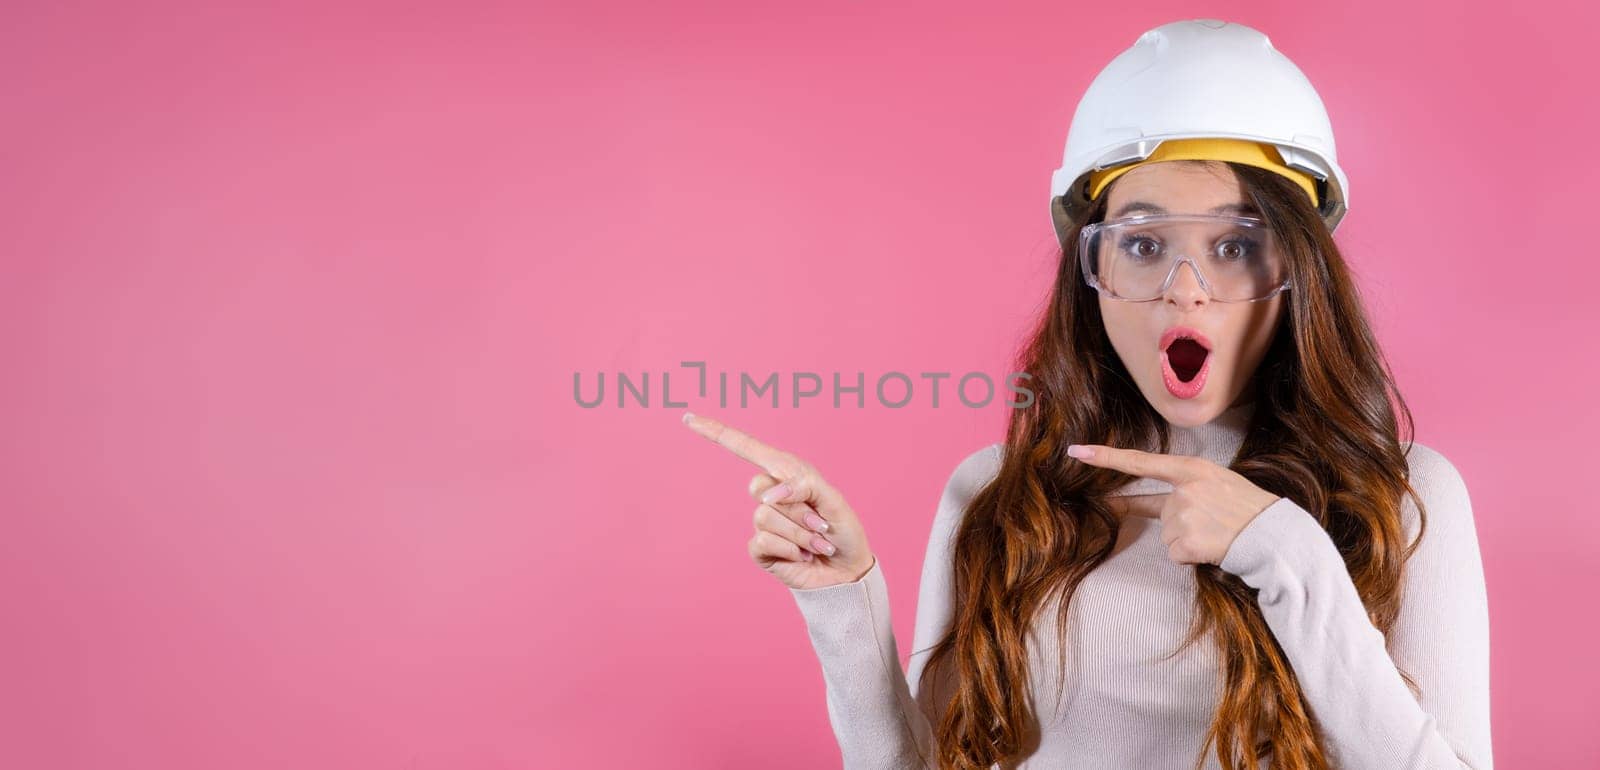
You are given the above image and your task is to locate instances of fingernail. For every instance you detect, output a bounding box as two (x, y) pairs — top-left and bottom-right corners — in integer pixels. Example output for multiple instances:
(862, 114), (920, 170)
(804, 512), (831, 533)
(801, 549), (813, 561)
(681, 410), (694, 424)
(761, 483), (790, 504)
(1066, 444), (1093, 459)
(813, 538), (836, 556)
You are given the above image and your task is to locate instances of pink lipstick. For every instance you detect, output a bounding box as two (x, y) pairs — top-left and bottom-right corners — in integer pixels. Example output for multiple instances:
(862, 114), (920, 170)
(1159, 326), (1213, 399)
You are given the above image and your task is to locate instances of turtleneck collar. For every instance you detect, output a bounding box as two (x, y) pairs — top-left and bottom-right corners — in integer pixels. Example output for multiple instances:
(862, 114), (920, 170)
(1109, 399), (1257, 497)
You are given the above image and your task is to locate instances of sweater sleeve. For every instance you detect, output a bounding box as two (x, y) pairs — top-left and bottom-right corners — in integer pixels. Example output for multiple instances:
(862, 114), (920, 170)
(1218, 442), (1493, 769)
(787, 444), (1002, 770)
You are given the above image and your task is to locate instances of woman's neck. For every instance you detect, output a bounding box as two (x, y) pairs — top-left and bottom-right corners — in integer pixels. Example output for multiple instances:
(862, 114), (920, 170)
(1109, 400), (1256, 497)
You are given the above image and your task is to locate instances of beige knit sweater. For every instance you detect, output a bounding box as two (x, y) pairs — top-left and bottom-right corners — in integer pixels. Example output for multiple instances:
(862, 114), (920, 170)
(789, 401), (1493, 769)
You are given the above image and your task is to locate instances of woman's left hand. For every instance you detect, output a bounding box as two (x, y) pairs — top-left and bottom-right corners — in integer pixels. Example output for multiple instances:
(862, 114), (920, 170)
(1066, 442), (1282, 566)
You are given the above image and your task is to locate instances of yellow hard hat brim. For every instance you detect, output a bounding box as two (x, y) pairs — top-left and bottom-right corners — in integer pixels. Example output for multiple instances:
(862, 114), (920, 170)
(1087, 138), (1319, 209)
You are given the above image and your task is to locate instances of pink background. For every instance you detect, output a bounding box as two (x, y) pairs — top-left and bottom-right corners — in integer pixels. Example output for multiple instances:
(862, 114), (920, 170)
(4, 1), (1595, 767)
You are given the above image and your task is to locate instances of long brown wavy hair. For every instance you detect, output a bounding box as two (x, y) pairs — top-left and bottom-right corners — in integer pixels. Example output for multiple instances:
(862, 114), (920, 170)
(918, 161), (1431, 769)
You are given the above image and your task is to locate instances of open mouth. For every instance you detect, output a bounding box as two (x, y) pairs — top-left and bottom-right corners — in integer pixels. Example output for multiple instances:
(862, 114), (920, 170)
(1158, 326), (1214, 399)
(1165, 337), (1209, 382)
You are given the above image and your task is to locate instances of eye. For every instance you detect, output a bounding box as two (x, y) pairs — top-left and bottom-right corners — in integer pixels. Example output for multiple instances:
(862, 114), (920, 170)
(1214, 237), (1258, 261)
(1119, 235), (1162, 261)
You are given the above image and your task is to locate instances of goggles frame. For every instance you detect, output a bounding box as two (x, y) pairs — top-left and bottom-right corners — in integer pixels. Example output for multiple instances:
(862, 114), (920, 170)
(1077, 213), (1292, 303)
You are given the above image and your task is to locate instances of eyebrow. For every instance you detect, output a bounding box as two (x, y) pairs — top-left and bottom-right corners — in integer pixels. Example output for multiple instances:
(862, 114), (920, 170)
(1109, 201), (1260, 218)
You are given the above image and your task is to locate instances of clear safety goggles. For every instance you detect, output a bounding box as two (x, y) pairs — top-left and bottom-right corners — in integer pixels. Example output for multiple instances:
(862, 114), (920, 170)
(1078, 214), (1291, 303)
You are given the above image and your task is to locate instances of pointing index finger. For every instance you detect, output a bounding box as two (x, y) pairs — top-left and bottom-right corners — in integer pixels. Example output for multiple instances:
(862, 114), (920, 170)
(682, 411), (797, 477)
(1067, 443), (1197, 484)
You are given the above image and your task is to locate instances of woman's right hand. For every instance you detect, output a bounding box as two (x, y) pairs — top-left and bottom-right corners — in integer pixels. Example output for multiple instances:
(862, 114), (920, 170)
(682, 411), (876, 590)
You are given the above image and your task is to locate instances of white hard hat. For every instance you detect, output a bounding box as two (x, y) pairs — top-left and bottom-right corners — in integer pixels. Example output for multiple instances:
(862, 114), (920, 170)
(1049, 19), (1349, 243)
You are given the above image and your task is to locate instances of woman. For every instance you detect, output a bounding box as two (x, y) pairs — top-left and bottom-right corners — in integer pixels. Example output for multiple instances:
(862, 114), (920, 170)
(683, 19), (1491, 770)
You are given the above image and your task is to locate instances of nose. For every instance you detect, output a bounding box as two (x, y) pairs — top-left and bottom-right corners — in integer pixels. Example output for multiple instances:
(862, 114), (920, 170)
(1163, 258), (1210, 309)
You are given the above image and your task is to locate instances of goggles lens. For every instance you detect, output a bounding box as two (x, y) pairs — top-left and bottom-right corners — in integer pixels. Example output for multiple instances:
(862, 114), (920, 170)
(1079, 214), (1288, 302)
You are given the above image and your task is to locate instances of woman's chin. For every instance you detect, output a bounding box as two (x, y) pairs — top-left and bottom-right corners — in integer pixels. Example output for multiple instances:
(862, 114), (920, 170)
(1146, 382), (1227, 426)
